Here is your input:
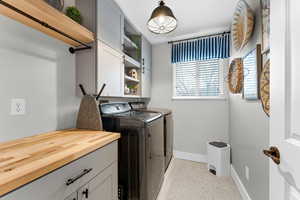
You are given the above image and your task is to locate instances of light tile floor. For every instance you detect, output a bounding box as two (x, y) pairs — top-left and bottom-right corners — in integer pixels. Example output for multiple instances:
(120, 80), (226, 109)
(156, 158), (242, 200)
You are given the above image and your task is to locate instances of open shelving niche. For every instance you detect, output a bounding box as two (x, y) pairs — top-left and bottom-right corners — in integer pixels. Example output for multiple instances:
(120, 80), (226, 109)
(123, 18), (142, 97)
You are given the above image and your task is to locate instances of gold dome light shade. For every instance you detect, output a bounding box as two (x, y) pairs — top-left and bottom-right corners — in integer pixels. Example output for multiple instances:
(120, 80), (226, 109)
(147, 1), (177, 34)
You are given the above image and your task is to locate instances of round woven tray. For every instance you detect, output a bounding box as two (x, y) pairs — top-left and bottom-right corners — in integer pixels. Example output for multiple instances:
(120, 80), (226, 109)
(231, 0), (255, 51)
(228, 58), (243, 94)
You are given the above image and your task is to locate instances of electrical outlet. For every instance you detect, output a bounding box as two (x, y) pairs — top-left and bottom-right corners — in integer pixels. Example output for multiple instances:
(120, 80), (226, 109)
(245, 166), (250, 181)
(11, 99), (26, 115)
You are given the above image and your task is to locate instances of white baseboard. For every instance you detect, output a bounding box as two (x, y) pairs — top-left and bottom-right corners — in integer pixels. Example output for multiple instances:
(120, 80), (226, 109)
(173, 150), (207, 163)
(231, 165), (252, 200)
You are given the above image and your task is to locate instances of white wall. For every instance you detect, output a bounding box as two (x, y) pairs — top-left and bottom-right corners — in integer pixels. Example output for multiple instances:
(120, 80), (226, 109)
(229, 0), (269, 199)
(150, 43), (229, 157)
(150, 1), (269, 199)
(0, 16), (80, 142)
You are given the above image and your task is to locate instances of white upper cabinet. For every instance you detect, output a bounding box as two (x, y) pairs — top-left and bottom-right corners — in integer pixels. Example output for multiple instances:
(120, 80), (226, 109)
(142, 36), (152, 70)
(76, 0), (124, 96)
(97, 0), (123, 52)
(76, 0), (152, 98)
(76, 0), (124, 52)
(97, 41), (124, 97)
(142, 68), (152, 98)
(141, 36), (152, 98)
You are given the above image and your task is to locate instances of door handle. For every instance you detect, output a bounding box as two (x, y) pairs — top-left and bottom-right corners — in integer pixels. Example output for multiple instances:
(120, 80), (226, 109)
(263, 146), (280, 165)
(66, 168), (93, 186)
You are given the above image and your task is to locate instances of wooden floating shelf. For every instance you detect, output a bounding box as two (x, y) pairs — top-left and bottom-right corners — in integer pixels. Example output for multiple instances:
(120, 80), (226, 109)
(0, 0), (95, 47)
(125, 75), (140, 83)
(124, 55), (141, 68)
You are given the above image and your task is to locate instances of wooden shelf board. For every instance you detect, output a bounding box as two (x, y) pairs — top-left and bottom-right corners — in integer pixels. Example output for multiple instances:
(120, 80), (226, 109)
(0, 0), (95, 47)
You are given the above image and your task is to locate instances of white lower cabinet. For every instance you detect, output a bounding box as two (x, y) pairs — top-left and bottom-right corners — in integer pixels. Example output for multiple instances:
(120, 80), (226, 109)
(65, 192), (78, 200)
(2, 142), (118, 200)
(77, 162), (118, 200)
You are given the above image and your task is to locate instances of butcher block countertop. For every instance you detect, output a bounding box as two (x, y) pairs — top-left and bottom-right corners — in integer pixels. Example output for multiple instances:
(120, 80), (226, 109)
(0, 129), (120, 196)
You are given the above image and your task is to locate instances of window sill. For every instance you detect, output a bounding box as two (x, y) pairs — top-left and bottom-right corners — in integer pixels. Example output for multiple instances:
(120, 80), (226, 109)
(172, 96), (227, 101)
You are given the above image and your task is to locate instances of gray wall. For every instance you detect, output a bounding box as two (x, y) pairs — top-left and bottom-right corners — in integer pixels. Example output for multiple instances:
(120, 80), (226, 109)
(150, 43), (229, 156)
(0, 16), (80, 142)
(229, 0), (269, 199)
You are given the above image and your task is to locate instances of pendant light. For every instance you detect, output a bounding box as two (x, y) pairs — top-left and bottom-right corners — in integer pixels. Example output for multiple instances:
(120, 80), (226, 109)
(147, 1), (177, 34)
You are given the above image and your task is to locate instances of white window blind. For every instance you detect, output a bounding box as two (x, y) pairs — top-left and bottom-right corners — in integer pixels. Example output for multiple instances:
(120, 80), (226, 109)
(174, 59), (223, 97)
(243, 49), (259, 100)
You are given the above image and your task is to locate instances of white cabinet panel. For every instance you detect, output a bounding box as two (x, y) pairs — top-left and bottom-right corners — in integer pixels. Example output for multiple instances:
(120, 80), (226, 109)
(141, 37), (152, 98)
(65, 192), (78, 200)
(142, 37), (152, 71)
(142, 68), (152, 98)
(89, 162), (118, 200)
(77, 162), (118, 200)
(76, 0), (123, 52)
(97, 0), (123, 52)
(97, 41), (124, 97)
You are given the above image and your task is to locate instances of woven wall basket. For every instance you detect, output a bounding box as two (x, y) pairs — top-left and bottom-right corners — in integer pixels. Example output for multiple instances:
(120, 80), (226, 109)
(260, 59), (270, 116)
(231, 0), (255, 51)
(228, 58), (244, 94)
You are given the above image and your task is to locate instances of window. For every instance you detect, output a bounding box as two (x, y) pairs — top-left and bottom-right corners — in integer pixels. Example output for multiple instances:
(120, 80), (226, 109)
(243, 45), (261, 100)
(173, 59), (224, 99)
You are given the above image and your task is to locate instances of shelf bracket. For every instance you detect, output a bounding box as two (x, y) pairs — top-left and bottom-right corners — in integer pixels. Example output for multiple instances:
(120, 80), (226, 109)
(0, 0), (92, 54)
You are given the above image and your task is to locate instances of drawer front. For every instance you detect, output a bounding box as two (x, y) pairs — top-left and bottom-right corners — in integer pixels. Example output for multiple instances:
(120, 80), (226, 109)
(2, 141), (118, 200)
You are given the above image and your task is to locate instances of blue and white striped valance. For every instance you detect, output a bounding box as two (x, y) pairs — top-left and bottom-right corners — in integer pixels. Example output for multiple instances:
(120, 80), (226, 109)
(171, 33), (231, 63)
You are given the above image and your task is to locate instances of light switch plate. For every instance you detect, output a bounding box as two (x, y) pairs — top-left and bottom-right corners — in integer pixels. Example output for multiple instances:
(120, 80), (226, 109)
(11, 98), (26, 115)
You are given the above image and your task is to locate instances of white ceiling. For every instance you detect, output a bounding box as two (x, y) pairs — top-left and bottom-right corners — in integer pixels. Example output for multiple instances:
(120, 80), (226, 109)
(114, 0), (238, 44)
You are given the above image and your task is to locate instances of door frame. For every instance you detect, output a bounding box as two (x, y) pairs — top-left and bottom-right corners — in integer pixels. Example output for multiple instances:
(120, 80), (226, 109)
(270, 0), (294, 199)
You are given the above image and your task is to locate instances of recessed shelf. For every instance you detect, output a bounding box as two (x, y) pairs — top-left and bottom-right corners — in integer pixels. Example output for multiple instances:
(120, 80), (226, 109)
(125, 75), (140, 83)
(0, 0), (95, 47)
(124, 55), (141, 68)
(124, 94), (141, 98)
(123, 35), (138, 50)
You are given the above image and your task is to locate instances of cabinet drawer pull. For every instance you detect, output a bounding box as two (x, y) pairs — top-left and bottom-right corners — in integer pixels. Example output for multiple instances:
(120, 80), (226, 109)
(66, 168), (93, 186)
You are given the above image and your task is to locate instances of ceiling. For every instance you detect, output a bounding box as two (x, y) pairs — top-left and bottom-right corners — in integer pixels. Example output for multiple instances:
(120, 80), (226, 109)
(114, 0), (238, 44)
